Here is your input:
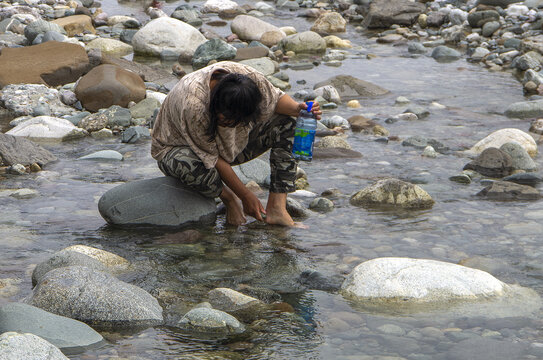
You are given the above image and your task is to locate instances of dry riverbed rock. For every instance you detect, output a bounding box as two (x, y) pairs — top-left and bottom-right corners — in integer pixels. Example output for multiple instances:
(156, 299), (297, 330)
(350, 178), (434, 209)
(0, 332), (68, 360)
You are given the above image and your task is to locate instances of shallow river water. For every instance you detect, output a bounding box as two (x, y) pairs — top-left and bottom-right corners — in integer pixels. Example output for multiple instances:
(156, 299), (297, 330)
(2, 1), (543, 359)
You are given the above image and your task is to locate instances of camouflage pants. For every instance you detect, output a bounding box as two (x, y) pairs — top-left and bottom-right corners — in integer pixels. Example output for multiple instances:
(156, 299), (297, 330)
(157, 114), (297, 198)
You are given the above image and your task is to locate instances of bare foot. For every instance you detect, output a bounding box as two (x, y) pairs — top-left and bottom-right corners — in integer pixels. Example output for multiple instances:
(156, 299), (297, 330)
(224, 198), (246, 226)
(265, 208), (295, 227)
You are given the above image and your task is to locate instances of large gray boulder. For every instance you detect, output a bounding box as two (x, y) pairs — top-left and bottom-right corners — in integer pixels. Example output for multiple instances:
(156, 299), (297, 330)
(0, 332), (68, 360)
(350, 178), (434, 209)
(279, 31), (326, 54)
(0, 133), (57, 167)
(0, 303), (104, 354)
(233, 157), (270, 185)
(313, 75), (389, 100)
(98, 177), (216, 226)
(341, 258), (508, 302)
(362, 0), (425, 28)
(27, 266), (163, 329)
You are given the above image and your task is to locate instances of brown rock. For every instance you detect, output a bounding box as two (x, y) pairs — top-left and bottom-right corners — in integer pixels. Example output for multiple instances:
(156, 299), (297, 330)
(260, 30), (285, 47)
(347, 115), (376, 132)
(0, 41), (90, 87)
(101, 55), (177, 86)
(52, 15), (95, 36)
(234, 46), (269, 60)
(74, 64), (146, 112)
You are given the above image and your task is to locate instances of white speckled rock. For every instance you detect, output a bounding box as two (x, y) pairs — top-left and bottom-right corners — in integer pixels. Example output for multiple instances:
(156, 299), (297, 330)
(350, 178), (434, 209)
(203, 0), (241, 13)
(208, 288), (261, 313)
(6, 116), (87, 141)
(0, 332), (68, 360)
(132, 17), (206, 60)
(64, 245), (129, 268)
(86, 38), (133, 57)
(178, 307), (245, 334)
(342, 257), (508, 302)
(467, 128), (537, 158)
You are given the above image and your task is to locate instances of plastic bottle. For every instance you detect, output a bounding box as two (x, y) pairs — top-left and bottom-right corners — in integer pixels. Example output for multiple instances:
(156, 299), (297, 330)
(292, 101), (317, 162)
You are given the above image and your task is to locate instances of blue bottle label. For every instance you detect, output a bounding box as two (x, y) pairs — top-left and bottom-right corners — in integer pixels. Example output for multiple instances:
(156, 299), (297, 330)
(293, 128), (316, 159)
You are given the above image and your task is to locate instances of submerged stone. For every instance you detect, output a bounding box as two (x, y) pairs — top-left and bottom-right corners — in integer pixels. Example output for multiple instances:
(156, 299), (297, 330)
(476, 181), (540, 200)
(178, 307), (245, 335)
(98, 177), (216, 226)
(350, 178), (434, 209)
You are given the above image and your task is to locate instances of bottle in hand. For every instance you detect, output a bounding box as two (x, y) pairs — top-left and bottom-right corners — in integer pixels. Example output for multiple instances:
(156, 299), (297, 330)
(292, 101), (317, 162)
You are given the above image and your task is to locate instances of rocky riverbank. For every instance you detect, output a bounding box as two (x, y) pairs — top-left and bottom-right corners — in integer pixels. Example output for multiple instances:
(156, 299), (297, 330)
(2, 0), (543, 358)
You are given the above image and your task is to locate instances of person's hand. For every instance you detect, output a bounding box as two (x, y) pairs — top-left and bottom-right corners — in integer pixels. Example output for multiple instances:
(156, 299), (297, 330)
(299, 101), (322, 120)
(240, 190), (266, 221)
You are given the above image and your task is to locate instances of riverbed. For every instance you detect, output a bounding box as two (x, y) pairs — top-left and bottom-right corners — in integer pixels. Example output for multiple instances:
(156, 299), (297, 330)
(1, 0), (543, 359)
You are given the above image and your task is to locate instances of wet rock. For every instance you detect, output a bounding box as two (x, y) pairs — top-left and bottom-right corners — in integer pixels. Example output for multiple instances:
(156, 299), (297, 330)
(86, 38), (133, 57)
(530, 119), (543, 135)
(286, 197), (311, 218)
(404, 105), (429, 119)
(98, 177), (216, 226)
(314, 75), (389, 100)
(101, 56), (177, 87)
(121, 126), (151, 143)
(231, 15), (284, 42)
(311, 12), (346, 33)
(362, 0), (425, 28)
(178, 307), (245, 335)
(447, 337), (526, 360)
(75, 64), (146, 112)
(505, 99), (543, 118)
(468, 128), (537, 158)
(347, 115), (375, 132)
(192, 38), (237, 70)
(27, 266), (163, 329)
(464, 148), (513, 178)
(208, 288), (261, 313)
(298, 270), (343, 291)
(467, 10), (500, 28)
(279, 31), (326, 54)
(0, 133), (57, 167)
(499, 142), (537, 172)
(24, 19), (66, 43)
(0, 41), (90, 88)
(476, 180), (540, 200)
(10, 189), (39, 199)
(402, 135), (449, 153)
(233, 157), (270, 185)
(239, 57), (277, 76)
(32, 250), (106, 286)
(408, 41), (427, 54)
(0, 332), (68, 360)
(132, 17), (206, 61)
(482, 21), (500, 37)
(503, 173), (542, 186)
(323, 35), (351, 49)
(0, 303), (104, 354)
(342, 258), (507, 302)
(431, 45), (461, 62)
(6, 116), (87, 141)
(78, 150), (124, 161)
(350, 178), (434, 209)
(309, 197), (334, 212)
(51, 15), (95, 36)
(313, 147), (363, 159)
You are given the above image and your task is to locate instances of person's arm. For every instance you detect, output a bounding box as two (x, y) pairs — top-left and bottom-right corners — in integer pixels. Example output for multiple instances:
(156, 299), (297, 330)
(215, 157), (265, 221)
(275, 94), (322, 120)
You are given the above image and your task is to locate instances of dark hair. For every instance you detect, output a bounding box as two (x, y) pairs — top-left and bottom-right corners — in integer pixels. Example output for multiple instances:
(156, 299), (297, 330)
(207, 73), (262, 141)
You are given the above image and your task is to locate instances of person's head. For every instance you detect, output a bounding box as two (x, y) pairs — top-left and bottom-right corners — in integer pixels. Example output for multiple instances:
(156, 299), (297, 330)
(207, 73), (262, 141)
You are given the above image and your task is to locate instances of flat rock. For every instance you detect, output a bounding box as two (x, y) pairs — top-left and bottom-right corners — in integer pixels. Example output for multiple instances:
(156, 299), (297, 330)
(27, 266), (163, 330)
(101, 56), (177, 86)
(0, 332), (68, 360)
(350, 178), (434, 209)
(502, 173), (543, 186)
(314, 75), (389, 100)
(78, 150), (124, 161)
(86, 38), (133, 57)
(0, 303), (104, 354)
(51, 15), (95, 36)
(476, 180), (540, 200)
(447, 337), (526, 360)
(313, 147), (363, 159)
(234, 46), (269, 60)
(362, 0), (425, 28)
(208, 288), (261, 313)
(6, 116), (87, 141)
(0, 133), (57, 167)
(341, 257), (507, 302)
(505, 99), (543, 118)
(0, 41), (90, 87)
(239, 57), (276, 76)
(98, 177), (216, 226)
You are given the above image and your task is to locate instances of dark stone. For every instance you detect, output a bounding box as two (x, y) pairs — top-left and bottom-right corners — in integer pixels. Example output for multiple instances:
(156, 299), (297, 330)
(191, 38), (237, 70)
(120, 29), (137, 44)
(502, 173), (543, 186)
(313, 147), (363, 159)
(0, 133), (57, 167)
(121, 126), (151, 143)
(313, 75), (389, 101)
(98, 177), (217, 226)
(467, 10), (500, 28)
(464, 147), (513, 178)
(298, 270), (343, 291)
(362, 0), (425, 28)
(476, 180), (540, 200)
(427, 12), (448, 27)
(402, 135), (449, 153)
